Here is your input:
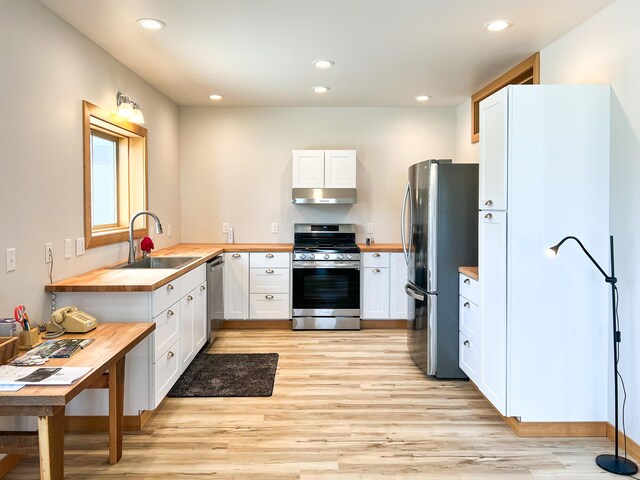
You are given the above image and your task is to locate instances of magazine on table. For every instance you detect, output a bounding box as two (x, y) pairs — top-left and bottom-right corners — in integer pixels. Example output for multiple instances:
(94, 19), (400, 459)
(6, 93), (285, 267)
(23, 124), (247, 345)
(0, 366), (92, 386)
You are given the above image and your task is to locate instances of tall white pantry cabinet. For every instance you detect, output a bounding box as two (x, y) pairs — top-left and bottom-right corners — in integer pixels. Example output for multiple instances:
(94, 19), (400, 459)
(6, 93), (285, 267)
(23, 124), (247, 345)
(476, 85), (610, 422)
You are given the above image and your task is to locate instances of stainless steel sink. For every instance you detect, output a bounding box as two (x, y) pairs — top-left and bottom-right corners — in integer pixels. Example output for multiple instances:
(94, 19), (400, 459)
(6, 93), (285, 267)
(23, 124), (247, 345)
(110, 256), (199, 269)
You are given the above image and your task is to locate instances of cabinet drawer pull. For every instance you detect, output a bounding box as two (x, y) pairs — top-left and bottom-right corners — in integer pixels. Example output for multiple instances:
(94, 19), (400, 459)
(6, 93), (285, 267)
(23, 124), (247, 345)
(265, 269), (274, 274)
(167, 351), (175, 359)
(167, 309), (174, 317)
(373, 268), (381, 273)
(464, 302), (470, 308)
(232, 253), (241, 258)
(265, 294), (274, 299)
(464, 278), (470, 285)
(484, 213), (493, 220)
(463, 340), (470, 347)
(266, 253), (274, 258)
(372, 253), (381, 257)
(187, 295), (193, 301)
(200, 285), (206, 291)
(167, 283), (174, 291)
(485, 200), (493, 206)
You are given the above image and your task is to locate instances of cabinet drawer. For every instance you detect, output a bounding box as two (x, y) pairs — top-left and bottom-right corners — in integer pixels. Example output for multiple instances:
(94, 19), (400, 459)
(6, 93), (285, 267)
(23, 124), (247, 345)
(152, 278), (181, 316)
(459, 332), (480, 383)
(362, 252), (390, 268)
(153, 339), (180, 408)
(250, 267), (290, 294)
(180, 264), (206, 297)
(249, 293), (290, 319)
(153, 302), (181, 363)
(459, 274), (479, 305)
(459, 296), (480, 345)
(250, 252), (290, 268)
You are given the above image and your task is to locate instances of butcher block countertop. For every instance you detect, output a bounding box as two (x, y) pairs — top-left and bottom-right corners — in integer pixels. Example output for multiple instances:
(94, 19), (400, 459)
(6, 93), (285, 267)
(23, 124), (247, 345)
(458, 266), (479, 281)
(358, 244), (403, 252)
(45, 243), (293, 293)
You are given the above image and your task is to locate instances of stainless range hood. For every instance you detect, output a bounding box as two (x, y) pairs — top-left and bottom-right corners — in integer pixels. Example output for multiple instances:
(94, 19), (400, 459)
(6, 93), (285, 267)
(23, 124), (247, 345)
(292, 188), (357, 205)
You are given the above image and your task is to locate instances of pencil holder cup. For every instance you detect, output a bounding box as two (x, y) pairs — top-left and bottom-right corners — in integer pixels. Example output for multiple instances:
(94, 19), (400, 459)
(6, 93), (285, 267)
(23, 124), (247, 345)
(19, 329), (40, 349)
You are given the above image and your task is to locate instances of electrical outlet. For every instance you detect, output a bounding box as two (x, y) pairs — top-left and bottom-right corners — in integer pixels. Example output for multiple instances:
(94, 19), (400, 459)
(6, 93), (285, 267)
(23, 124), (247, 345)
(45, 243), (53, 263)
(366, 223), (374, 234)
(222, 223), (230, 234)
(76, 237), (85, 256)
(64, 239), (72, 259)
(271, 222), (279, 234)
(6, 248), (16, 272)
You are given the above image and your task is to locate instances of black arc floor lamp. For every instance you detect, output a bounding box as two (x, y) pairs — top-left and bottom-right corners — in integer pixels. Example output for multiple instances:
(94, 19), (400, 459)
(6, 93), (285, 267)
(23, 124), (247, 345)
(546, 235), (637, 476)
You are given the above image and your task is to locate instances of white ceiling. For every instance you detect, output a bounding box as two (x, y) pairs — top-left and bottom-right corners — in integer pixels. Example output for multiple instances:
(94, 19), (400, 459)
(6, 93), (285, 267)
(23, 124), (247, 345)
(40, 0), (614, 107)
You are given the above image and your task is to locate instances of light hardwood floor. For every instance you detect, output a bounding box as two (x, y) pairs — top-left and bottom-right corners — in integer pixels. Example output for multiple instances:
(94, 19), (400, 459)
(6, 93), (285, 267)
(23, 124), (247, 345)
(6, 329), (623, 479)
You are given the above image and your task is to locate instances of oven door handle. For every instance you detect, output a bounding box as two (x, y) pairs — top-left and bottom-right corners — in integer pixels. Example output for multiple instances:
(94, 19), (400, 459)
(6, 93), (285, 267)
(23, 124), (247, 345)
(293, 261), (360, 269)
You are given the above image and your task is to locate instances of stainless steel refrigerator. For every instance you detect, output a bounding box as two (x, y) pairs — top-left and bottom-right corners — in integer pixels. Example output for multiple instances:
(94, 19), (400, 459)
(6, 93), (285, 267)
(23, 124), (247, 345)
(401, 159), (478, 378)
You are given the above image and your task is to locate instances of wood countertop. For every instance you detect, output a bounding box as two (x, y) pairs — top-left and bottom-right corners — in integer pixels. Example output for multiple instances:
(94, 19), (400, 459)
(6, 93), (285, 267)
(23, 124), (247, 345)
(458, 266), (478, 281)
(358, 244), (403, 252)
(45, 243), (293, 293)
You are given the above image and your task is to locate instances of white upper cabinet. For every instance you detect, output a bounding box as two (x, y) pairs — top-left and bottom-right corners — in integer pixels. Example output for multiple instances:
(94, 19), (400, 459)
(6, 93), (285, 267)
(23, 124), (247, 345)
(292, 150), (325, 188)
(324, 150), (356, 188)
(479, 87), (508, 210)
(292, 149), (356, 189)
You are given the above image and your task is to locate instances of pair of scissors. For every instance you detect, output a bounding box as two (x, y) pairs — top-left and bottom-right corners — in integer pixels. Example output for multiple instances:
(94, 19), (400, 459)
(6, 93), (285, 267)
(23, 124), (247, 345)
(13, 305), (30, 331)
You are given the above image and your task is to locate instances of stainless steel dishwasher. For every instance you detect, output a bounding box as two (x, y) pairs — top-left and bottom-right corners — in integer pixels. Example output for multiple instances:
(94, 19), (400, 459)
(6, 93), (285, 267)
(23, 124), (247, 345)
(206, 255), (224, 343)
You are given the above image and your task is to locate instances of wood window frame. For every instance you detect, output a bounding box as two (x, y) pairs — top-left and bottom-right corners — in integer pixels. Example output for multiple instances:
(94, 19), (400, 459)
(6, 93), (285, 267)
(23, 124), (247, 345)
(471, 52), (540, 143)
(83, 100), (148, 249)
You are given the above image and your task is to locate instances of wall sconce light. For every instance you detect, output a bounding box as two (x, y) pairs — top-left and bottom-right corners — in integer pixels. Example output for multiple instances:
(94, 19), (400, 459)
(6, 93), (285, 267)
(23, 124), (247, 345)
(116, 92), (144, 124)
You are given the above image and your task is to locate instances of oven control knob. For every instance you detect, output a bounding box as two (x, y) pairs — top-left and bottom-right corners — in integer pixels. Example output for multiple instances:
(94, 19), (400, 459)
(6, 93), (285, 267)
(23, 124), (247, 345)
(300, 253), (307, 260)
(337, 254), (344, 260)
(309, 254), (315, 259)
(324, 254), (330, 260)
(347, 254), (353, 260)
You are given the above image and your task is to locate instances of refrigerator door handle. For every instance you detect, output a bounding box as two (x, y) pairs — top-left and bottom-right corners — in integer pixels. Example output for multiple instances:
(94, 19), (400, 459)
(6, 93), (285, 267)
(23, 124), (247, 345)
(404, 284), (425, 301)
(401, 182), (412, 265)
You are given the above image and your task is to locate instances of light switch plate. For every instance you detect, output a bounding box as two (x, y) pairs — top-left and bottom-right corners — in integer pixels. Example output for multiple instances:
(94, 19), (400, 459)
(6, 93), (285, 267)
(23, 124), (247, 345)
(6, 248), (16, 272)
(76, 237), (85, 256)
(167, 224), (172, 237)
(64, 239), (72, 259)
(366, 223), (374, 234)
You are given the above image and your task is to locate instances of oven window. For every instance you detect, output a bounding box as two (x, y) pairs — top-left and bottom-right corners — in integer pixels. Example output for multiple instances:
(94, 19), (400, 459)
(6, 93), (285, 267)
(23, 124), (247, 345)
(292, 268), (360, 309)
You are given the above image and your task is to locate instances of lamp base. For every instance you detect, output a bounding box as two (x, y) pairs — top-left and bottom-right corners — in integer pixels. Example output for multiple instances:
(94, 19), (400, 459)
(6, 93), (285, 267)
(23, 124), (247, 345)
(596, 454), (638, 475)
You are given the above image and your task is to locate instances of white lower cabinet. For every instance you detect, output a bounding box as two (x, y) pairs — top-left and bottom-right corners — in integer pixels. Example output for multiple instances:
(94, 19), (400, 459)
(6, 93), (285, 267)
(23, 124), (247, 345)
(224, 253), (249, 319)
(458, 272), (481, 384)
(249, 252), (291, 319)
(362, 252), (411, 320)
(60, 264), (207, 416)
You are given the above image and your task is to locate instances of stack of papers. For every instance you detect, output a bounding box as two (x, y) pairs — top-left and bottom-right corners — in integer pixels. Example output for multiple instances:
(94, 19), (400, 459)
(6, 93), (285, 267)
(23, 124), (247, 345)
(0, 366), (92, 391)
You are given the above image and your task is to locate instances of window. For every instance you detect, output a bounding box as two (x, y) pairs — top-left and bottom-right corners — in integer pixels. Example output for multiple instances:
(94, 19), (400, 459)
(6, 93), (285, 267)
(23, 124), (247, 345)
(83, 101), (148, 248)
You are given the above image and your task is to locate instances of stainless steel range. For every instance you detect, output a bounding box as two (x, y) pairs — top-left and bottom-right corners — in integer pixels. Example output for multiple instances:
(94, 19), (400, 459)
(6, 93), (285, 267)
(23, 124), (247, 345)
(292, 224), (361, 330)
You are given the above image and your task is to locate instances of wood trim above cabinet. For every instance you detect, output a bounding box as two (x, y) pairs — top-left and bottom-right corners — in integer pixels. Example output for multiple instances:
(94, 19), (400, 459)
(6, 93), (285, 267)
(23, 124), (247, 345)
(471, 52), (540, 143)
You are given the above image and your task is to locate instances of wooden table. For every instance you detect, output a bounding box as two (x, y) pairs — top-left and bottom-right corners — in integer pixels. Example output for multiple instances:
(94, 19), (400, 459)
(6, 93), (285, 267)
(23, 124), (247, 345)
(0, 323), (155, 480)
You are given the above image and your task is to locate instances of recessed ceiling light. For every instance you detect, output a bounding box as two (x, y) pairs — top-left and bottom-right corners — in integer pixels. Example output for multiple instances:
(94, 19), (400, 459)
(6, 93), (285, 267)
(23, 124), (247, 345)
(137, 18), (166, 30)
(416, 95), (431, 102)
(312, 86), (330, 94)
(313, 60), (335, 69)
(209, 94), (223, 101)
(483, 19), (513, 31)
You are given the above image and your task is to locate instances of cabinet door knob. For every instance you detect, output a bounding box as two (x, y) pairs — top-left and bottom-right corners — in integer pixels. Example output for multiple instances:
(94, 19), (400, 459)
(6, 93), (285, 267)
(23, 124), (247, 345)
(266, 253), (274, 258)
(265, 294), (274, 299)
(464, 302), (470, 308)
(167, 351), (175, 359)
(232, 253), (241, 258)
(265, 269), (274, 274)
(485, 200), (493, 206)
(485, 213), (493, 220)
(463, 340), (470, 347)
(464, 278), (470, 285)
(187, 295), (193, 301)
(167, 284), (174, 291)
(373, 268), (381, 273)
(373, 253), (381, 257)
(167, 309), (174, 317)
(200, 285), (206, 291)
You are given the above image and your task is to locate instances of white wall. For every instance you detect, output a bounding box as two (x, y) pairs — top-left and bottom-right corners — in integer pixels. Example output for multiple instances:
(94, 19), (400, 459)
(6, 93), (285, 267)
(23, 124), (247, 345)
(180, 107), (456, 244)
(539, 0), (640, 446)
(0, 0), (180, 324)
